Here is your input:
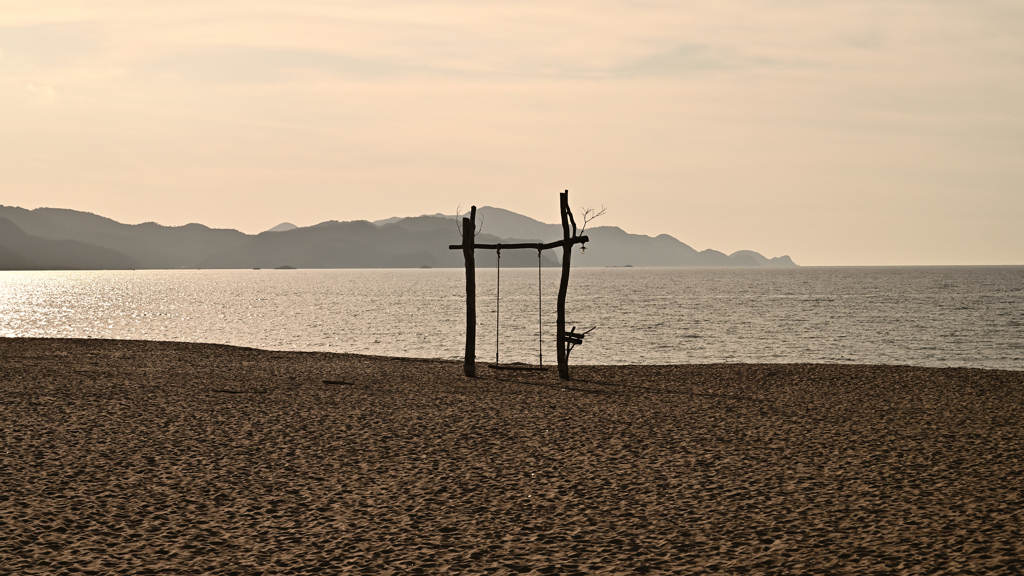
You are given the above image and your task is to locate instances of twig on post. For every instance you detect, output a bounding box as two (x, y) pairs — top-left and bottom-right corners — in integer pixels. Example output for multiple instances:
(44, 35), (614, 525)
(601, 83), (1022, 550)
(455, 205), (484, 237)
(579, 206), (606, 237)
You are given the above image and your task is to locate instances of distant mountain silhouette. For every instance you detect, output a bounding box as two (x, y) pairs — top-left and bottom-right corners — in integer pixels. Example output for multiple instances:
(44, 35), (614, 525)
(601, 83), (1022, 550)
(728, 250), (797, 267)
(0, 206), (247, 269)
(465, 206), (559, 241)
(0, 204), (796, 270)
(199, 217), (559, 269)
(372, 213), (448, 227)
(411, 206), (797, 268)
(0, 217), (138, 270)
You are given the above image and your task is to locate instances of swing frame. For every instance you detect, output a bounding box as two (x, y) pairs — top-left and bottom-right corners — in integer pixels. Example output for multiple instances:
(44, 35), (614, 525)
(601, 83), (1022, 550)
(449, 191), (589, 380)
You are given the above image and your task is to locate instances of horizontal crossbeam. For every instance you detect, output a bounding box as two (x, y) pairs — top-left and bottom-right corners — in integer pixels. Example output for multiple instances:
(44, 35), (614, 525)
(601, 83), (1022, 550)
(447, 235), (589, 251)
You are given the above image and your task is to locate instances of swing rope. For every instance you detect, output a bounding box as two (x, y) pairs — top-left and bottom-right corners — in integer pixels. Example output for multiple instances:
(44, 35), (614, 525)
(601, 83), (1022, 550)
(495, 247), (500, 365)
(538, 249), (542, 366)
(494, 247), (546, 368)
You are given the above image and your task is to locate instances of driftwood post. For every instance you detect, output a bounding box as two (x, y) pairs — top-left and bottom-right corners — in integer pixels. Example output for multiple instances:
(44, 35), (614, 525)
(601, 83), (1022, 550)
(556, 190), (573, 380)
(462, 207), (476, 377)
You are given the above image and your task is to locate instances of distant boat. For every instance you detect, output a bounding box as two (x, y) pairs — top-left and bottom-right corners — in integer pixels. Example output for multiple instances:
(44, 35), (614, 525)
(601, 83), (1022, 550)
(253, 267), (261, 270)
(275, 265), (297, 270)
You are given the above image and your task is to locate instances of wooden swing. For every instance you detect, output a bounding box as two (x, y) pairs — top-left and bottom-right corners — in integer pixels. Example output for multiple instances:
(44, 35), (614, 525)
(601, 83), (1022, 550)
(488, 246), (547, 371)
(449, 190), (590, 380)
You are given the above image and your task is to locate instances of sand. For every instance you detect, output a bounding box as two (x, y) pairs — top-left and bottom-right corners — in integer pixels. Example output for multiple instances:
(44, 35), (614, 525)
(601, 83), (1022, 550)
(1, 337), (1022, 575)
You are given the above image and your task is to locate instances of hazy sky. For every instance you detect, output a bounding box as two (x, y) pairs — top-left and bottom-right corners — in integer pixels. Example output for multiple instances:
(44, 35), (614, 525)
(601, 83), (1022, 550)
(2, 1), (1021, 265)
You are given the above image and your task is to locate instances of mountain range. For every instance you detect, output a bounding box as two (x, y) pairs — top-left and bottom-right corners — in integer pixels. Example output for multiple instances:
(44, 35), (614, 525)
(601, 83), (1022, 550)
(0, 205), (796, 270)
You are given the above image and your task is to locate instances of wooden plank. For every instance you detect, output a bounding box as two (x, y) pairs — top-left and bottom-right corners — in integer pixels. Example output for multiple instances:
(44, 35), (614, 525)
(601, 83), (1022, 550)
(448, 236), (588, 251)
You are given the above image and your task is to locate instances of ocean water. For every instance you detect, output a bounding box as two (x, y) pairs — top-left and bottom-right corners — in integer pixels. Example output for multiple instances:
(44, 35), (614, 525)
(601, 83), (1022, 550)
(1, 267), (1021, 370)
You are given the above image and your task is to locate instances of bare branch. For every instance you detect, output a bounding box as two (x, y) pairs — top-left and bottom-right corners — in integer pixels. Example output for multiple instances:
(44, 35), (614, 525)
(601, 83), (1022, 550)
(579, 205), (607, 237)
(455, 204), (483, 237)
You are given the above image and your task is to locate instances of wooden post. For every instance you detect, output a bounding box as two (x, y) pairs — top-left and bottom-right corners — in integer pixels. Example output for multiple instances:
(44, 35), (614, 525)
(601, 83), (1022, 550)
(462, 207), (477, 377)
(556, 191), (572, 380)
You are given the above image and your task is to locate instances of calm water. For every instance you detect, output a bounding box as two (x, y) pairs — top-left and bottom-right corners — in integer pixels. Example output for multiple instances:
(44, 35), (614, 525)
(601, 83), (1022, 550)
(1, 267), (1022, 370)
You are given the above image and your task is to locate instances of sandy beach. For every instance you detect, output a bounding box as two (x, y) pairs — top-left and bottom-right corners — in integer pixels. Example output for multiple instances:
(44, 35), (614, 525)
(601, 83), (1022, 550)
(2, 337), (1022, 575)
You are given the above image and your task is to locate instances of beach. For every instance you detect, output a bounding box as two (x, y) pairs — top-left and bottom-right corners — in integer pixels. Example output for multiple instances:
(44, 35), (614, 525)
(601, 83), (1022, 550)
(2, 337), (1022, 575)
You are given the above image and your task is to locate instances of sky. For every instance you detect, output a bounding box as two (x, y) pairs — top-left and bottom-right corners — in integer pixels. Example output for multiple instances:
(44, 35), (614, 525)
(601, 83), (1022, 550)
(2, 1), (1022, 266)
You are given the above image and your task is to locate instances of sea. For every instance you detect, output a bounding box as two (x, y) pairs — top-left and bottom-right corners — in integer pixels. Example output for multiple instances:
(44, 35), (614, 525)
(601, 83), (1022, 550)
(1, 266), (1022, 371)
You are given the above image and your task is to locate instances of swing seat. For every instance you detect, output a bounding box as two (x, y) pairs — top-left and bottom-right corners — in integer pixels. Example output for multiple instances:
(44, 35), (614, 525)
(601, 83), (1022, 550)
(489, 362), (549, 371)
